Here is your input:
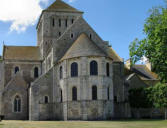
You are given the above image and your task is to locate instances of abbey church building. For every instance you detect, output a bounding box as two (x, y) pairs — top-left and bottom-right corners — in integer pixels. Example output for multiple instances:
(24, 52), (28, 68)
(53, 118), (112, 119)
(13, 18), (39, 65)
(0, 0), (158, 120)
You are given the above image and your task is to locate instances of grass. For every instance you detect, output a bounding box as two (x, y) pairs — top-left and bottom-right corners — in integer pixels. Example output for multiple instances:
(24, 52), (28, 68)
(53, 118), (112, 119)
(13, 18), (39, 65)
(0, 120), (167, 128)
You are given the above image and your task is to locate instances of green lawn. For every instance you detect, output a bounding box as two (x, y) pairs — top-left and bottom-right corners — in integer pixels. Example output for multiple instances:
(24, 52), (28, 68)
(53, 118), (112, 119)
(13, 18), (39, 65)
(0, 120), (167, 128)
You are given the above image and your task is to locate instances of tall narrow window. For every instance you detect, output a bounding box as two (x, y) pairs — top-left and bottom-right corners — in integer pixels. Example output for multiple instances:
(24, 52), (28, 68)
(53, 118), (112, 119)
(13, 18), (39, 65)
(114, 96), (117, 103)
(71, 62), (78, 77)
(34, 67), (39, 78)
(60, 89), (63, 102)
(90, 34), (92, 39)
(65, 19), (68, 27)
(107, 87), (110, 100)
(92, 85), (97, 100)
(72, 19), (74, 24)
(71, 33), (74, 38)
(59, 19), (61, 27)
(106, 63), (110, 77)
(15, 67), (19, 74)
(44, 96), (49, 104)
(72, 87), (77, 101)
(90, 61), (98, 75)
(52, 18), (55, 27)
(14, 95), (21, 112)
(60, 66), (63, 79)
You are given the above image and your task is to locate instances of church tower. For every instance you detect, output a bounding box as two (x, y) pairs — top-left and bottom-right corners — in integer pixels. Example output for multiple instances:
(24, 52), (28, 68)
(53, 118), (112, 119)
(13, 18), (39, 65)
(37, 0), (83, 61)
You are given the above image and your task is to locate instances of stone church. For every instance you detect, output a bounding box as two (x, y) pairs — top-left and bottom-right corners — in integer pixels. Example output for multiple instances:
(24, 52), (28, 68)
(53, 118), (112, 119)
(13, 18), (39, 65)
(0, 0), (158, 120)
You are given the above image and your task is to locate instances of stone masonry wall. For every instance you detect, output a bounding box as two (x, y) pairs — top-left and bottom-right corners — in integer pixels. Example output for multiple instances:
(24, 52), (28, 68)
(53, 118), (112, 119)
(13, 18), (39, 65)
(29, 68), (54, 120)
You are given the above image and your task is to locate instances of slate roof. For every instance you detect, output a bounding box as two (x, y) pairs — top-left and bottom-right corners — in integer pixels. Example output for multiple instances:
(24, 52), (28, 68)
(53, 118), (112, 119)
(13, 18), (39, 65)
(3, 46), (41, 61)
(61, 33), (107, 61)
(131, 65), (158, 80)
(108, 47), (123, 62)
(46, 0), (82, 13)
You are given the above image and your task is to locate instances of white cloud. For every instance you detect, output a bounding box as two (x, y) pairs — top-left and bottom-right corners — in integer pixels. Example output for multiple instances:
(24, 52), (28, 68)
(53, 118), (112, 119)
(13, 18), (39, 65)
(0, 0), (48, 33)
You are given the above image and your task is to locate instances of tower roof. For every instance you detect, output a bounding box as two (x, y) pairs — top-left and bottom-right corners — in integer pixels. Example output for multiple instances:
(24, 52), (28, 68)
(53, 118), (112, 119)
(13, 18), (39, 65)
(45, 0), (82, 13)
(60, 33), (107, 61)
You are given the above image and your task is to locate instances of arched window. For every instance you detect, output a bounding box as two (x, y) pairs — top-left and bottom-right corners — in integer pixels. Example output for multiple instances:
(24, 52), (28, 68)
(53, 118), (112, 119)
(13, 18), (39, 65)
(44, 96), (49, 104)
(60, 66), (63, 79)
(14, 95), (21, 112)
(72, 87), (77, 101)
(15, 67), (19, 74)
(71, 62), (78, 77)
(106, 63), (110, 77)
(90, 61), (98, 75)
(107, 87), (110, 100)
(34, 67), (39, 78)
(60, 89), (63, 103)
(92, 85), (97, 100)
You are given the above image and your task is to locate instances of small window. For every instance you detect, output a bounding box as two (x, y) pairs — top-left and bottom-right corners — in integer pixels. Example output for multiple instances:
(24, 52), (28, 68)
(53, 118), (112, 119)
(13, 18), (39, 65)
(90, 34), (92, 39)
(72, 87), (77, 101)
(59, 19), (61, 27)
(34, 67), (39, 78)
(71, 33), (74, 38)
(72, 19), (74, 24)
(60, 66), (63, 79)
(114, 96), (117, 103)
(107, 87), (110, 100)
(106, 63), (110, 77)
(52, 18), (55, 27)
(71, 62), (78, 77)
(14, 95), (21, 112)
(60, 89), (63, 103)
(59, 32), (61, 37)
(90, 61), (98, 75)
(92, 85), (97, 100)
(15, 67), (19, 74)
(44, 96), (49, 104)
(65, 19), (68, 27)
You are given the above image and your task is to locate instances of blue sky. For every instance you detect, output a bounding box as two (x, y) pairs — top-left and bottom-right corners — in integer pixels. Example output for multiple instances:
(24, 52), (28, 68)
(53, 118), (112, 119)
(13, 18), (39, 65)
(0, 0), (165, 60)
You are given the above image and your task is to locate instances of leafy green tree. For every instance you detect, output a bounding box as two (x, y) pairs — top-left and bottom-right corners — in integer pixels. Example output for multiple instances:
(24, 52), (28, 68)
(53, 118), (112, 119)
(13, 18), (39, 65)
(129, 5), (167, 83)
(128, 87), (153, 108)
(147, 83), (167, 119)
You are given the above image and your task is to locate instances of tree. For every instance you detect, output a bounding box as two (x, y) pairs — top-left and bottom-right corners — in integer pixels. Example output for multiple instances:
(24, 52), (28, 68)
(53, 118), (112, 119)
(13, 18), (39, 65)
(129, 4), (167, 83)
(147, 83), (167, 119)
(128, 87), (153, 108)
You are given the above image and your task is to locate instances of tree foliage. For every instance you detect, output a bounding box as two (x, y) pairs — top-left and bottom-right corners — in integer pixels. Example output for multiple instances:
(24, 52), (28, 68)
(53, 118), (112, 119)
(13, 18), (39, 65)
(148, 83), (167, 109)
(129, 5), (167, 83)
(128, 87), (153, 108)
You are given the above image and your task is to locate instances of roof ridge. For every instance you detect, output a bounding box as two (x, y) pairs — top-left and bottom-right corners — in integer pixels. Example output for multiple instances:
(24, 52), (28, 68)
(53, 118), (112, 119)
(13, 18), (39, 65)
(4, 45), (38, 47)
(45, 0), (82, 13)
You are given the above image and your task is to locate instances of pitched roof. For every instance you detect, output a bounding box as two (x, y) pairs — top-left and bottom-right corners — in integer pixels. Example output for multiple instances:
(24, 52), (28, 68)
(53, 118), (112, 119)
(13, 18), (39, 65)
(46, 0), (82, 13)
(108, 47), (123, 62)
(131, 65), (158, 80)
(3, 46), (41, 61)
(61, 33), (107, 61)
